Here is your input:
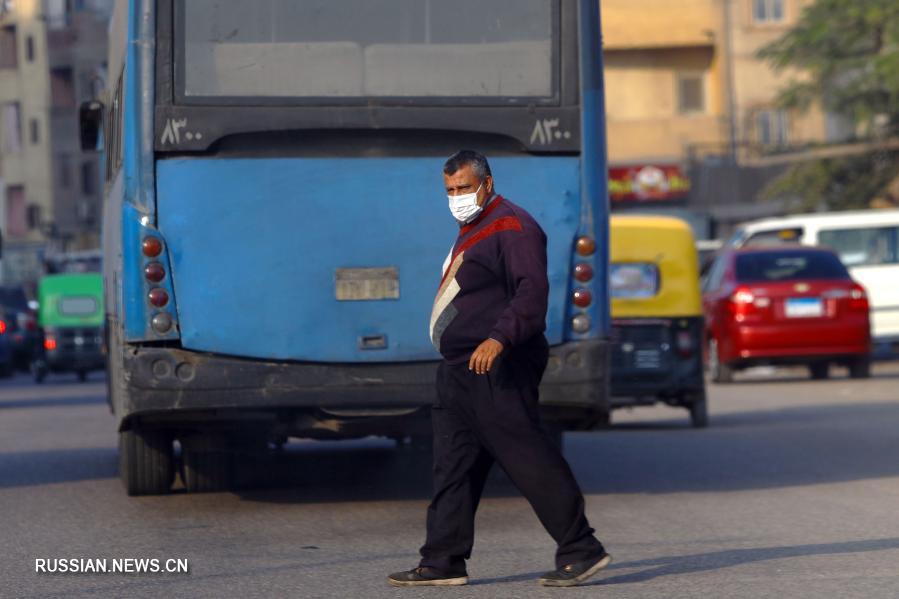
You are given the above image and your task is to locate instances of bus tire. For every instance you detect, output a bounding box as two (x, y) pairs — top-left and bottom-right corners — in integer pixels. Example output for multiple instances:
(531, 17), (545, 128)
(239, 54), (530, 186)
(119, 428), (175, 496)
(181, 434), (233, 493)
(688, 391), (709, 429)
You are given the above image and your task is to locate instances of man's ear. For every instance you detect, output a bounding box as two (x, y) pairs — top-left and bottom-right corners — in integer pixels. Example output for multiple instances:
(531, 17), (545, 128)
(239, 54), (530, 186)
(485, 176), (494, 194)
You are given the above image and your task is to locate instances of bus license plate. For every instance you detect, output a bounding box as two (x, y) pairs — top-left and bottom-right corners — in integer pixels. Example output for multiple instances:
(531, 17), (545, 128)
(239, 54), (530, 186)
(785, 297), (823, 318)
(335, 267), (399, 301)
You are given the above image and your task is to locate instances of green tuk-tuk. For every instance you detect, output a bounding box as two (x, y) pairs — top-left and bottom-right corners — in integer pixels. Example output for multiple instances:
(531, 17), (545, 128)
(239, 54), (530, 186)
(32, 273), (105, 383)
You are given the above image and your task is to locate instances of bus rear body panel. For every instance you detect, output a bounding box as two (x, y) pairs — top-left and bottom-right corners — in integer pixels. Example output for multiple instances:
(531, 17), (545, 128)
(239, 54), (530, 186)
(155, 156), (580, 362)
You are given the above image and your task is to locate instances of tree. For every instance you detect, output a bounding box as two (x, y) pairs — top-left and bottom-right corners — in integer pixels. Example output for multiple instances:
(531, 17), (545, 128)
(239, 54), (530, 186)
(757, 0), (899, 210)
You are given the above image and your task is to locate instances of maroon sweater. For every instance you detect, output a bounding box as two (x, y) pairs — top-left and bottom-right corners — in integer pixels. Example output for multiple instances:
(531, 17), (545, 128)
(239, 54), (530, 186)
(429, 195), (549, 364)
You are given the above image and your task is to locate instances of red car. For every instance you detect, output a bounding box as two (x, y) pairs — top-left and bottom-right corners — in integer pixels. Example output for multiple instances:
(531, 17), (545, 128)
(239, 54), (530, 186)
(702, 245), (871, 382)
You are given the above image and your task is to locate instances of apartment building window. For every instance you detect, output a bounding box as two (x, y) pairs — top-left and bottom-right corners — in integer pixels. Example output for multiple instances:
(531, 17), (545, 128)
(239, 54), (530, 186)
(25, 35), (34, 62)
(753, 0), (784, 23)
(756, 109), (789, 146)
(81, 160), (97, 195)
(5, 185), (27, 238)
(1, 102), (22, 152)
(50, 67), (76, 108)
(677, 73), (705, 114)
(29, 118), (39, 144)
(26, 203), (41, 230)
(58, 154), (72, 188)
(0, 25), (17, 69)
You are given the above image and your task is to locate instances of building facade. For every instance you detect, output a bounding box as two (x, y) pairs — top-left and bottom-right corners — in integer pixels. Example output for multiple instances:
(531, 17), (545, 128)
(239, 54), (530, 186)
(601, 0), (848, 234)
(0, 0), (111, 287)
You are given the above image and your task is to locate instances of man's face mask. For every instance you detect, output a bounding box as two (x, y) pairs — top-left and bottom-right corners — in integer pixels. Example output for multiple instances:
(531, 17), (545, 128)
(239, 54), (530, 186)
(448, 184), (483, 223)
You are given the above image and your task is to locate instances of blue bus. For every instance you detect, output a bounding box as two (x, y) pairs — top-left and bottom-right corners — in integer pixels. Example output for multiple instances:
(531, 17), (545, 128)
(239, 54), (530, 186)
(82, 0), (611, 495)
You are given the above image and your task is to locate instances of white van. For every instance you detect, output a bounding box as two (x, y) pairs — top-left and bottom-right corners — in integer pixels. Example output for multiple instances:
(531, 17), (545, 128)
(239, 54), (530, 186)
(728, 210), (899, 355)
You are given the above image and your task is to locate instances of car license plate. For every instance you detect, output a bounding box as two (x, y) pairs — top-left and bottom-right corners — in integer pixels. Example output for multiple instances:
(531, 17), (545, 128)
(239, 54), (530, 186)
(634, 349), (662, 369)
(785, 297), (823, 318)
(335, 267), (399, 301)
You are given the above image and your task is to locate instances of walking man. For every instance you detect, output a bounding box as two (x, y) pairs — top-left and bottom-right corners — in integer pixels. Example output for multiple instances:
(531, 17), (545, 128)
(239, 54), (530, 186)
(388, 150), (610, 588)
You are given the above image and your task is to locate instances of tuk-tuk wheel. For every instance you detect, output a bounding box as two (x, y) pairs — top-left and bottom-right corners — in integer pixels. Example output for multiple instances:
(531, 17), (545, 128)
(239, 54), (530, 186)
(688, 392), (709, 428)
(708, 339), (733, 384)
(119, 428), (175, 496)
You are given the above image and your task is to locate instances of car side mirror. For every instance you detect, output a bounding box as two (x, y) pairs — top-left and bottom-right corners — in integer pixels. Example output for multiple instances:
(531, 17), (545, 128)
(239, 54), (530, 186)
(79, 100), (104, 151)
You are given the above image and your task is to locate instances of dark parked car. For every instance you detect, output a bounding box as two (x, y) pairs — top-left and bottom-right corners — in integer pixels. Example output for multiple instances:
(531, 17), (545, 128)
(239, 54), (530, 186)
(0, 286), (38, 372)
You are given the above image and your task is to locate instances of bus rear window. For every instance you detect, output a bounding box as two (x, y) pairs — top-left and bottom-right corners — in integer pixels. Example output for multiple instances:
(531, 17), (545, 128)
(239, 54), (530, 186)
(58, 296), (98, 316)
(735, 251), (849, 282)
(181, 0), (555, 101)
(611, 263), (660, 298)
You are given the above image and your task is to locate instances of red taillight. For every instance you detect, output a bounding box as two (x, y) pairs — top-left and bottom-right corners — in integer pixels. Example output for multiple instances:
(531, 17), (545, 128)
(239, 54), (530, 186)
(849, 284), (869, 312)
(0, 320), (6, 334)
(727, 286), (757, 318)
(44, 338), (57, 351)
(148, 288), (169, 307)
(676, 329), (693, 357)
(142, 236), (163, 257)
(573, 263), (593, 282)
(572, 288), (592, 308)
(145, 262), (166, 283)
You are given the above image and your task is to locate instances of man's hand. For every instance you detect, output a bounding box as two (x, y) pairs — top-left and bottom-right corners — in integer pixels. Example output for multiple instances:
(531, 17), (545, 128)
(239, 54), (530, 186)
(469, 338), (504, 374)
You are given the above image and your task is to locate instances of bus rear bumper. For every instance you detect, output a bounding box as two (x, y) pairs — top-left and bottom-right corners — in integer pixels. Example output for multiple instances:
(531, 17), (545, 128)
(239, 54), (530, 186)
(120, 339), (609, 420)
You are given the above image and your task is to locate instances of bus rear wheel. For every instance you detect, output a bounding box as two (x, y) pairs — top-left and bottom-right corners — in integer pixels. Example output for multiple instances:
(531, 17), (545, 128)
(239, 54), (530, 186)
(119, 428), (175, 496)
(180, 434), (234, 493)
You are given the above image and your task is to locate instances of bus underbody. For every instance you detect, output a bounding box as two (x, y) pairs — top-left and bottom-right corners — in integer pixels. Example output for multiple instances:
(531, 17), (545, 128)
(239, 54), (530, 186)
(111, 332), (609, 495)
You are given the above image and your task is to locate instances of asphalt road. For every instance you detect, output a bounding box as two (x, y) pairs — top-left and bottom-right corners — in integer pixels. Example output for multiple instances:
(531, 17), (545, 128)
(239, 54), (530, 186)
(2, 364), (899, 598)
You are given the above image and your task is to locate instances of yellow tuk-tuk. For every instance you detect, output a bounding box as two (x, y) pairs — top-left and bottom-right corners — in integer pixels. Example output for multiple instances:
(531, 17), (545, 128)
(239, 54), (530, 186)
(609, 215), (708, 427)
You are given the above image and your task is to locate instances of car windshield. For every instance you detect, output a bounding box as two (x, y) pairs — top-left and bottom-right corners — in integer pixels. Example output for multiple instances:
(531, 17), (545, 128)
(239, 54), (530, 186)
(181, 0), (555, 100)
(735, 250), (849, 282)
(58, 296), (99, 316)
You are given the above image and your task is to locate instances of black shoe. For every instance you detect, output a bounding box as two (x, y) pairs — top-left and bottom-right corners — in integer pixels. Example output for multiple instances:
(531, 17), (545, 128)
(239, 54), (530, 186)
(538, 552), (612, 587)
(387, 567), (469, 587)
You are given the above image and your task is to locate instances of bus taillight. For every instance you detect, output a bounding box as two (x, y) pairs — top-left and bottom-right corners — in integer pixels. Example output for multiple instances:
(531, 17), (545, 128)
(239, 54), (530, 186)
(573, 263), (593, 282)
(145, 262), (166, 283)
(576, 236), (596, 256)
(571, 314), (591, 333)
(151, 312), (173, 334)
(142, 236), (163, 257)
(572, 288), (592, 308)
(44, 338), (57, 351)
(148, 288), (169, 307)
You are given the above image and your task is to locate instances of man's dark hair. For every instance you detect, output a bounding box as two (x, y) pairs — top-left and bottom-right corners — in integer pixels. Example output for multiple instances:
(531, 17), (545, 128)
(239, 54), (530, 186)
(443, 150), (492, 181)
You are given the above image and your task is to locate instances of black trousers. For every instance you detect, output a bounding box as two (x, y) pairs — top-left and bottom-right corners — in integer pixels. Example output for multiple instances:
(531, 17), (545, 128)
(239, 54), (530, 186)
(419, 336), (604, 576)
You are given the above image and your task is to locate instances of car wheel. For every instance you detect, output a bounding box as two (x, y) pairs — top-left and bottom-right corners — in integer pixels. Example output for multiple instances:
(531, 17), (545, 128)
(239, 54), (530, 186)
(709, 339), (733, 384)
(809, 362), (829, 380)
(119, 428), (175, 496)
(849, 356), (871, 379)
(687, 390), (709, 429)
(180, 433), (234, 493)
(30, 360), (47, 384)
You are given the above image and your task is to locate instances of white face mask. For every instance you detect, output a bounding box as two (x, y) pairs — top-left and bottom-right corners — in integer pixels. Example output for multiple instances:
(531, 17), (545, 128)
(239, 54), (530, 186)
(447, 184), (483, 223)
